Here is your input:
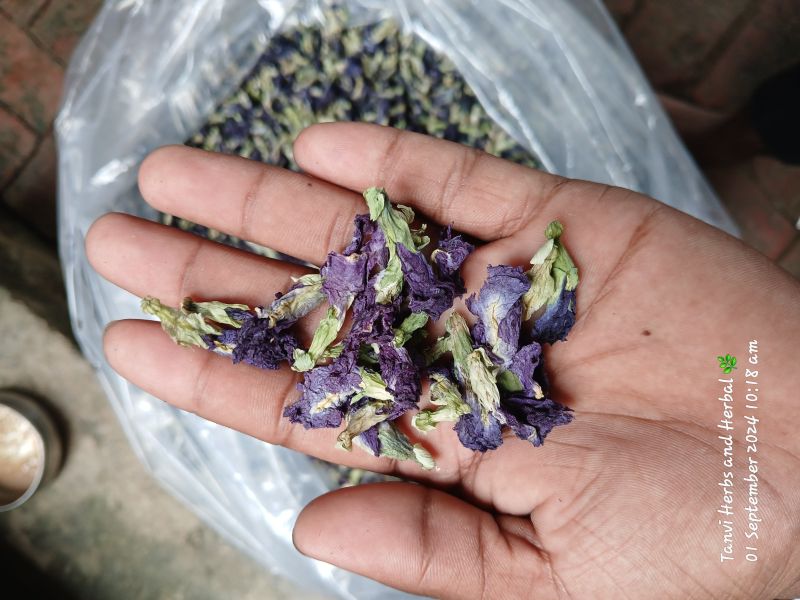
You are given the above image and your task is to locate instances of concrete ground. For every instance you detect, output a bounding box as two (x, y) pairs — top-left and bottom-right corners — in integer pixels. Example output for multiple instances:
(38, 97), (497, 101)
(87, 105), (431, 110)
(0, 1), (798, 598)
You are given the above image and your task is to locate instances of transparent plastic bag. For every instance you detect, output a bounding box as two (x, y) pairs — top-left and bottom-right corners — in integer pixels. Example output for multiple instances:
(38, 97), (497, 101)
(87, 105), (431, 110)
(56, 1), (737, 597)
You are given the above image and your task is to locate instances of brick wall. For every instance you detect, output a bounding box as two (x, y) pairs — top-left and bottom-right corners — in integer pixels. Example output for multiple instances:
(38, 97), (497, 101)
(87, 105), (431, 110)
(0, 0), (101, 241)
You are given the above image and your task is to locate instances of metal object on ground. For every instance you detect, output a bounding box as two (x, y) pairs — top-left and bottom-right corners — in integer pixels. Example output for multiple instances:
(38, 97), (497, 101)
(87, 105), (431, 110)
(0, 390), (62, 511)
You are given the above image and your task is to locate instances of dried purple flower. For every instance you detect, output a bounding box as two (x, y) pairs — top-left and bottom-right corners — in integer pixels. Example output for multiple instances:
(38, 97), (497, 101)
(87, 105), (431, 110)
(363, 187), (428, 303)
(455, 409), (504, 451)
(344, 214), (388, 272)
(467, 265), (530, 367)
(522, 220), (579, 343)
(284, 355), (361, 428)
(444, 312), (506, 452)
(377, 344), (420, 410)
(432, 226), (473, 293)
(531, 282), (576, 344)
(230, 315), (299, 370)
(261, 273), (325, 329)
(500, 395), (573, 447)
(321, 252), (368, 311)
(356, 425), (382, 456)
(293, 253), (369, 372)
(397, 242), (457, 320)
(507, 342), (543, 398)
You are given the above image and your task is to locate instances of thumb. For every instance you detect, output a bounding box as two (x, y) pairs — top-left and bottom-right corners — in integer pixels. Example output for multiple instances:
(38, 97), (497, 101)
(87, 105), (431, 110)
(292, 481), (549, 599)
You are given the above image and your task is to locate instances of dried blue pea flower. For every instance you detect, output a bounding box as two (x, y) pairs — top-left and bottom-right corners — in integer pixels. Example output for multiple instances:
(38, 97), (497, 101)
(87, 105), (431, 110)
(262, 273), (325, 328)
(344, 214), (388, 271)
(284, 356), (361, 429)
(141, 297), (243, 348)
(363, 187), (429, 304)
(531, 283), (576, 344)
(142, 296), (300, 371)
(293, 252), (368, 372)
(413, 371), (470, 433)
(500, 395), (573, 447)
(439, 312), (506, 451)
(522, 220), (579, 343)
(397, 243), (457, 321)
(377, 344), (420, 409)
(143, 191), (578, 468)
(432, 226), (473, 294)
(321, 252), (368, 311)
(360, 421), (434, 470)
(506, 342), (545, 399)
(229, 314), (299, 370)
(455, 410), (505, 452)
(466, 265), (530, 367)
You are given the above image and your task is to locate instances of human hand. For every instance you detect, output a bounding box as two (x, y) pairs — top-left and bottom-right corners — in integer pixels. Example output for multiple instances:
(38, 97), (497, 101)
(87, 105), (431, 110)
(86, 123), (800, 599)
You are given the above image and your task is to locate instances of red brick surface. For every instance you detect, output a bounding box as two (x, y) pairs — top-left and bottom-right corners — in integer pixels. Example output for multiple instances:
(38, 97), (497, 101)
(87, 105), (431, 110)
(29, 0), (103, 65)
(0, 0), (47, 25)
(0, 11), (63, 133)
(688, 2), (800, 112)
(2, 131), (56, 239)
(623, 0), (751, 90)
(0, 106), (35, 188)
(706, 163), (797, 260)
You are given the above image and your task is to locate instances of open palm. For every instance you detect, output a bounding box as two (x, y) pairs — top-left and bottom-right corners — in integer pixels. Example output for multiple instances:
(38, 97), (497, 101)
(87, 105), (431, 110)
(87, 123), (800, 599)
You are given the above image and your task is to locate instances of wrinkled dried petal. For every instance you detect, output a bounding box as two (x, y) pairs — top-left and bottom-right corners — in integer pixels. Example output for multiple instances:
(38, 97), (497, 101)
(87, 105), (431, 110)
(432, 226), (473, 292)
(356, 425), (382, 456)
(336, 398), (396, 450)
(500, 395), (573, 446)
(377, 344), (420, 409)
(321, 252), (368, 311)
(283, 357), (361, 428)
(397, 242), (456, 320)
(182, 298), (250, 328)
(507, 342), (543, 398)
(141, 296), (219, 348)
(454, 407), (504, 452)
(467, 265), (530, 366)
(531, 283), (576, 344)
(345, 215), (389, 272)
(375, 421), (434, 469)
(231, 316), (299, 370)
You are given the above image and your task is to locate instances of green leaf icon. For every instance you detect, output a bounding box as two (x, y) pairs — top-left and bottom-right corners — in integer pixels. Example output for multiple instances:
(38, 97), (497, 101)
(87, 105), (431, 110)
(717, 353), (737, 373)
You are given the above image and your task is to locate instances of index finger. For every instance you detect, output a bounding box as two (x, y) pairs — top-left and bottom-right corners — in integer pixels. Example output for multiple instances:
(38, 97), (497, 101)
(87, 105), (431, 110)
(294, 122), (567, 240)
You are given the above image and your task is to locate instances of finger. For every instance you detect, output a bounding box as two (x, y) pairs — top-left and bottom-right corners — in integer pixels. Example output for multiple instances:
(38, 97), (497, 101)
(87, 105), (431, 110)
(137, 145), (364, 265)
(294, 122), (570, 240)
(293, 482), (548, 599)
(103, 318), (485, 480)
(104, 319), (397, 472)
(86, 212), (304, 314)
